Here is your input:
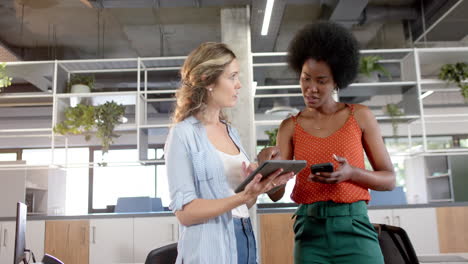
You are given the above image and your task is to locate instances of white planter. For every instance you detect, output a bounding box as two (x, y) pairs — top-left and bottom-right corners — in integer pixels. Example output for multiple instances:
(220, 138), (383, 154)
(70, 84), (91, 107)
(70, 84), (91, 93)
(357, 72), (379, 83)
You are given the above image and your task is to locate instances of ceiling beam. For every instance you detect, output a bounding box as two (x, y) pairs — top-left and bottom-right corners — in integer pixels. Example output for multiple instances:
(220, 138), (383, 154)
(6, 64), (53, 92)
(410, 0), (461, 43)
(320, 0), (368, 28)
(87, 0), (250, 9)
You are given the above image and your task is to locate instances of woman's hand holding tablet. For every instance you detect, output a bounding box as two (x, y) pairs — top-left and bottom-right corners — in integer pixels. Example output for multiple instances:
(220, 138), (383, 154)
(235, 160), (307, 193)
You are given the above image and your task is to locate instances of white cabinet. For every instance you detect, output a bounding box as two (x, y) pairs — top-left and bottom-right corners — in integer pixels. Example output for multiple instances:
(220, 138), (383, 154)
(0, 162), (66, 217)
(89, 216), (178, 264)
(133, 216), (179, 263)
(26, 220), (45, 261)
(0, 220), (45, 264)
(394, 208), (439, 255)
(0, 221), (15, 264)
(405, 155), (468, 204)
(368, 207), (440, 255)
(367, 209), (392, 225)
(405, 156), (428, 204)
(0, 166), (26, 217)
(89, 218), (133, 264)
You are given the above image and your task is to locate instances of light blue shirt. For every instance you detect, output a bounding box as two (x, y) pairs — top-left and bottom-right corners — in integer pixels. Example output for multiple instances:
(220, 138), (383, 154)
(165, 116), (250, 264)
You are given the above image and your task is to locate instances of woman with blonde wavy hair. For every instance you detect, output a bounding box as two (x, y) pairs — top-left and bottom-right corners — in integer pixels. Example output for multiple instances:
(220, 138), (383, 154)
(165, 42), (294, 264)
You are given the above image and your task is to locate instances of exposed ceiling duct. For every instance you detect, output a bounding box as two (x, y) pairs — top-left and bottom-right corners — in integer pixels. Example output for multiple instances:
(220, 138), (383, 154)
(362, 5), (418, 24)
(320, 0), (417, 27)
(85, 0), (250, 9)
(320, 0), (369, 28)
(413, 0), (468, 43)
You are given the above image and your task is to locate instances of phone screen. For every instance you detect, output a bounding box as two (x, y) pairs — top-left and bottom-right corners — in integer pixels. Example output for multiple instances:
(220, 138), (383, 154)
(310, 162), (334, 174)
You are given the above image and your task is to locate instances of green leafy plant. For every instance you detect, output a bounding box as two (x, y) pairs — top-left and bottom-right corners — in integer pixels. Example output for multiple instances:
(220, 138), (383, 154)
(54, 101), (126, 154)
(264, 128), (278, 147)
(439, 62), (468, 102)
(95, 101), (126, 153)
(359, 56), (392, 80)
(462, 85), (468, 102)
(53, 103), (95, 141)
(67, 74), (95, 93)
(385, 103), (404, 139)
(0, 62), (12, 92)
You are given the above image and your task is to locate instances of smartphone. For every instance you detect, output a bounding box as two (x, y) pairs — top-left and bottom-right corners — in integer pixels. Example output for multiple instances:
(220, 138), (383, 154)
(310, 162), (334, 174)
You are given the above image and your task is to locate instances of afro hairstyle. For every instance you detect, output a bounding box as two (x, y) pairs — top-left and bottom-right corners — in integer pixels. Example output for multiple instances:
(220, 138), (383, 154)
(287, 21), (360, 89)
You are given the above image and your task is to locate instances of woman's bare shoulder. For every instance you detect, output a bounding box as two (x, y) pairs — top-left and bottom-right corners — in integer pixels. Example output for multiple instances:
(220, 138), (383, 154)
(351, 104), (378, 132)
(352, 104), (374, 118)
(279, 115), (296, 130)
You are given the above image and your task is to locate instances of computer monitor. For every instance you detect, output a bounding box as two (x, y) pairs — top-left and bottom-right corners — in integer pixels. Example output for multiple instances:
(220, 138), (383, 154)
(14, 202), (28, 264)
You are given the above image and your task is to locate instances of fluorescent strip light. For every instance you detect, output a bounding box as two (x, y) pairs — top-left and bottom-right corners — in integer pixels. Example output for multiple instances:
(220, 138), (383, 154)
(261, 0), (275, 36)
(421, 90), (434, 99)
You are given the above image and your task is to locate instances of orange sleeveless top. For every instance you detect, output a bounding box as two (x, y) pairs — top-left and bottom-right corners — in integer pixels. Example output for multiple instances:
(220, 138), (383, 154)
(291, 104), (370, 204)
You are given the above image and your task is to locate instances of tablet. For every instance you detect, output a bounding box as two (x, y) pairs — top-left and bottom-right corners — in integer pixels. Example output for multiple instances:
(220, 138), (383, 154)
(234, 160), (307, 193)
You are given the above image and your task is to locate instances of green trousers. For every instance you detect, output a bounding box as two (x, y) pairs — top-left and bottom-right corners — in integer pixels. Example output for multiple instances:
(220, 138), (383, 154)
(293, 201), (384, 264)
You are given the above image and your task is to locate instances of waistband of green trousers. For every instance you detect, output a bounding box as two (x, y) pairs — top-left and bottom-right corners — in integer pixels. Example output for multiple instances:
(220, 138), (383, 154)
(294, 201), (367, 218)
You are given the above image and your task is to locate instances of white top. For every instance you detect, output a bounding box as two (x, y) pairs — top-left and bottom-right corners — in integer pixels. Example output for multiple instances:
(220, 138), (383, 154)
(216, 149), (251, 218)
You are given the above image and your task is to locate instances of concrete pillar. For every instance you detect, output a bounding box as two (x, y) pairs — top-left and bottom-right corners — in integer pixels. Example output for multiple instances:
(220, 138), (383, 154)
(220, 7), (260, 257)
(220, 6), (256, 160)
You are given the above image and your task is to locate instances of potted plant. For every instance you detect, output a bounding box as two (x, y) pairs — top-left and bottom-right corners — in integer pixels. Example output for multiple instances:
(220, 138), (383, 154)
(94, 101), (126, 153)
(358, 56), (392, 83)
(0, 62), (12, 92)
(384, 103), (404, 139)
(53, 103), (96, 141)
(67, 74), (95, 93)
(438, 62), (468, 103)
(54, 101), (126, 155)
(264, 128), (278, 147)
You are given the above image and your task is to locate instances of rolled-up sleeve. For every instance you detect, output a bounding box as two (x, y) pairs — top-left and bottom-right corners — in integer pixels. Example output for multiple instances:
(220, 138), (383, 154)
(165, 126), (198, 213)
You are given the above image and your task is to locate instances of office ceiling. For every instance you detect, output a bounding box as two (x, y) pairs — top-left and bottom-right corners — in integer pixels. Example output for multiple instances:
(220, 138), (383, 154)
(2, 0), (467, 60)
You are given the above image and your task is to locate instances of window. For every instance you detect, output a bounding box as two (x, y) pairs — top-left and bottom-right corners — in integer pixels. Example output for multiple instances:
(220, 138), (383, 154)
(257, 180), (295, 204)
(0, 152), (17, 161)
(90, 147), (169, 212)
(384, 137), (424, 153)
(461, 139), (468, 148)
(255, 145), (295, 204)
(22, 148), (89, 215)
(0, 149), (21, 161)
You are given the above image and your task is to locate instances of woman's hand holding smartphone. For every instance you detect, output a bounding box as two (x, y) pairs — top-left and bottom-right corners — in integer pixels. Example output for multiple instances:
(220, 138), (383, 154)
(310, 162), (334, 174)
(309, 154), (354, 184)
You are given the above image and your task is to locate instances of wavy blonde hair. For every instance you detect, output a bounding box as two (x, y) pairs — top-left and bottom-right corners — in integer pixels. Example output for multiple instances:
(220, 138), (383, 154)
(171, 42), (236, 123)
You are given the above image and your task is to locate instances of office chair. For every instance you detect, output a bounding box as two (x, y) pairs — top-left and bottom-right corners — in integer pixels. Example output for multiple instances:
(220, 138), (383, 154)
(373, 224), (419, 264)
(369, 186), (408, 206)
(145, 242), (178, 264)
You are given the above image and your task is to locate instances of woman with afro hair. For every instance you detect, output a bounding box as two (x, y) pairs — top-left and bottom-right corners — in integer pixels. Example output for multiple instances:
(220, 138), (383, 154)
(270, 22), (396, 263)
